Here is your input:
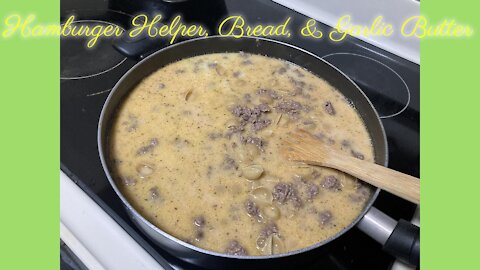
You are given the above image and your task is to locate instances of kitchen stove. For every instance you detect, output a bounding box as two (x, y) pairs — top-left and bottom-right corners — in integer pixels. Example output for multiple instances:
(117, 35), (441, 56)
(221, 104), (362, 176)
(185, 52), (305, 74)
(60, 0), (419, 269)
(60, 19), (126, 80)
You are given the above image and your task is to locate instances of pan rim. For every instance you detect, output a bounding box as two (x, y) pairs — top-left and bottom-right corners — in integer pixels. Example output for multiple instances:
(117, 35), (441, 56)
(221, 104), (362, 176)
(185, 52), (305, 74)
(97, 35), (389, 260)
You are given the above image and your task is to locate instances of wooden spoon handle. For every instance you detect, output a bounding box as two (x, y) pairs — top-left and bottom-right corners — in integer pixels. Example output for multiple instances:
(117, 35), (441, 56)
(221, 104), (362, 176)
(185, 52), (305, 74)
(307, 155), (420, 205)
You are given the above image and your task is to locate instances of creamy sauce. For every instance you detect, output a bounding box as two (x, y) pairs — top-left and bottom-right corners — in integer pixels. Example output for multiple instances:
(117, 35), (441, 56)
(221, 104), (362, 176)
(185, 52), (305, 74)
(109, 53), (374, 256)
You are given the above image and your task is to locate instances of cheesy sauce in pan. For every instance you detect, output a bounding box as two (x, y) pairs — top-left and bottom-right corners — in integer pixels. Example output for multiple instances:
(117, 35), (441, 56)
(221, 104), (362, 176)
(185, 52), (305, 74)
(109, 53), (374, 256)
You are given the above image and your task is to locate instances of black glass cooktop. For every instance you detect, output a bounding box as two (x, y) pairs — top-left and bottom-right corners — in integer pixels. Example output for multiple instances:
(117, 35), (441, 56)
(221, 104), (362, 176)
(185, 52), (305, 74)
(60, 0), (419, 269)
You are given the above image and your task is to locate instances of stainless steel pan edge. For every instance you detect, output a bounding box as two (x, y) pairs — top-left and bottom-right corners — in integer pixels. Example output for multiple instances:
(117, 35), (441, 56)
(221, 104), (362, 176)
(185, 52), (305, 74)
(98, 36), (396, 268)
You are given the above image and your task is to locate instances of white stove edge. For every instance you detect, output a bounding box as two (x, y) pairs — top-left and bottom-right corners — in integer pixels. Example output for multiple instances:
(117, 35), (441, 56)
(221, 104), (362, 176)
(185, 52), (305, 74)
(60, 171), (165, 270)
(271, 0), (420, 64)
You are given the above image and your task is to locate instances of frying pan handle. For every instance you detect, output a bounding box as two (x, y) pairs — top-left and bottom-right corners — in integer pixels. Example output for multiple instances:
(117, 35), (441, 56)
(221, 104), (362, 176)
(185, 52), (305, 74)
(357, 207), (420, 266)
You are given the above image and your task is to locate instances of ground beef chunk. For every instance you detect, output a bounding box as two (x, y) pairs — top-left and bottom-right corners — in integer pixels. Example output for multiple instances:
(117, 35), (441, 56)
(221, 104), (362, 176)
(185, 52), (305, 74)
(253, 119), (272, 131)
(324, 101), (336, 115)
(245, 200), (260, 217)
(225, 240), (248, 256)
(257, 89), (282, 100)
(223, 155), (238, 170)
(232, 105), (254, 121)
(252, 104), (272, 131)
(292, 176), (319, 201)
(275, 99), (303, 117)
(231, 104), (272, 131)
(289, 78), (316, 100)
(260, 223), (279, 238)
(272, 183), (293, 204)
(321, 175), (342, 192)
(289, 78), (306, 97)
(226, 124), (245, 138)
(256, 103), (271, 112)
(136, 138), (158, 155)
(319, 210), (333, 225)
(242, 136), (266, 149)
(302, 104), (313, 112)
(290, 195), (303, 208)
(351, 150), (365, 160)
(272, 183), (303, 207)
(306, 183), (320, 200)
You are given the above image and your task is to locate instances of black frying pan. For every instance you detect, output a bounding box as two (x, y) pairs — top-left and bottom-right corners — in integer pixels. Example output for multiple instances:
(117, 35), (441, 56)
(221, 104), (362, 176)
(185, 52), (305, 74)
(98, 36), (419, 269)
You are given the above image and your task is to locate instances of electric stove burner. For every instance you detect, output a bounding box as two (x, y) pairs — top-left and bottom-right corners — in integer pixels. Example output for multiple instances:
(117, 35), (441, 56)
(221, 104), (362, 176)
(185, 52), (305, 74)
(321, 53), (411, 119)
(60, 20), (126, 80)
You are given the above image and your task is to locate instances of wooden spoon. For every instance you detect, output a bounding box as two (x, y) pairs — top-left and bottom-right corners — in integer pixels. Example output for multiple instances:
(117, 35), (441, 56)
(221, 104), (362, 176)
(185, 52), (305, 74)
(280, 129), (420, 204)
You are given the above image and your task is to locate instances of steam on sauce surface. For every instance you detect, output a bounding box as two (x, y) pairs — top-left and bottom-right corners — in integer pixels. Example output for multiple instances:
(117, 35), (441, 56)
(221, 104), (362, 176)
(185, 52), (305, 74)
(109, 53), (374, 256)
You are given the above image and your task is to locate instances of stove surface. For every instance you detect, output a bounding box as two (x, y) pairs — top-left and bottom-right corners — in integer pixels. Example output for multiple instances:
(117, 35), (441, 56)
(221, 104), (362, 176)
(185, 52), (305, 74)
(60, 0), (419, 269)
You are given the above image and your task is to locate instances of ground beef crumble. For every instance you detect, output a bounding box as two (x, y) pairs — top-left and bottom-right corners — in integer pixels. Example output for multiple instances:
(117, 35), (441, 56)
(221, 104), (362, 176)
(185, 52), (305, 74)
(225, 240), (248, 256)
(272, 182), (303, 208)
(274, 99), (303, 118)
